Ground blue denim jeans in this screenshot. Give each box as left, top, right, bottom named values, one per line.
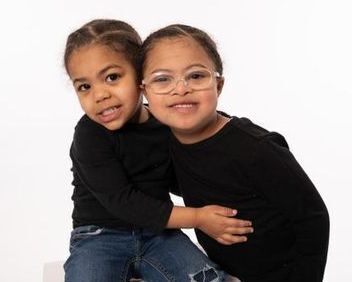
left=64, top=225, right=229, bottom=282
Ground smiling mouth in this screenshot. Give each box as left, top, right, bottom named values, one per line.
left=174, top=104, right=194, bottom=108
left=170, top=102, right=197, bottom=108
left=168, top=102, right=198, bottom=114
left=99, top=106, right=119, bottom=116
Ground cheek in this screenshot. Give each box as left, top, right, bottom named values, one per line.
left=203, top=90, right=219, bottom=107
left=146, top=98, right=165, bottom=117
left=122, top=86, right=140, bottom=104
left=148, top=97, right=163, bottom=110
left=77, top=96, right=91, bottom=112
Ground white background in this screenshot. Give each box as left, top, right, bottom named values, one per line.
left=0, top=0, right=351, bottom=281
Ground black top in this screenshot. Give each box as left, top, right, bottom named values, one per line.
left=171, top=116, right=329, bottom=282
left=70, top=114, right=174, bottom=233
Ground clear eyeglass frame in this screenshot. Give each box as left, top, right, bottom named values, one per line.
left=141, top=68, right=221, bottom=95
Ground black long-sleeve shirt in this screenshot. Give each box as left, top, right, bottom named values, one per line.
left=70, top=114, right=174, bottom=233
left=171, top=116, right=329, bottom=282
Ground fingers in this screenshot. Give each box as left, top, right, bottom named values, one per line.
left=225, top=226, right=254, bottom=235
left=214, top=206, right=237, bottom=217
left=216, top=237, right=234, bottom=245
left=223, top=218, right=254, bottom=235
left=214, top=207, right=252, bottom=227
left=225, top=217, right=252, bottom=227
left=216, top=234, right=248, bottom=245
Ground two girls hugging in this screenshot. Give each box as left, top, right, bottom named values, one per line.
left=63, top=19, right=329, bottom=282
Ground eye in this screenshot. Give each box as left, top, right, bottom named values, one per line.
left=186, top=70, right=209, bottom=81
left=150, top=74, right=173, bottom=84
left=106, top=73, right=120, bottom=82
left=77, top=83, right=91, bottom=92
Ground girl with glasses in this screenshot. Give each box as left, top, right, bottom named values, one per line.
left=141, top=24, right=330, bottom=282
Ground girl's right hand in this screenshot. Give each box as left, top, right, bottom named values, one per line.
left=195, top=205, right=253, bottom=245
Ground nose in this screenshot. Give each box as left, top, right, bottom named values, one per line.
left=172, top=79, right=189, bottom=96
left=94, top=86, right=111, bottom=103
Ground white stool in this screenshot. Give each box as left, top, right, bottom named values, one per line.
left=43, top=261, right=64, bottom=282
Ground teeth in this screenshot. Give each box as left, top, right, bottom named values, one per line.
left=174, top=104, right=193, bottom=108
left=101, top=107, right=116, bottom=116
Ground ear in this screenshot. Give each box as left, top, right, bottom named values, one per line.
left=216, top=77, right=225, bottom=97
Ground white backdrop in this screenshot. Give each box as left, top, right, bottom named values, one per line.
left=0, top=0, right=351, bottom=281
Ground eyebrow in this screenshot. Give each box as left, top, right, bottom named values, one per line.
left=150, top=63, right=209, bottom=74
left=72, top=64, right=122, bottom=84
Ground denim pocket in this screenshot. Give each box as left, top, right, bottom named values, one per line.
left=70, top=225, right=103, bottom=251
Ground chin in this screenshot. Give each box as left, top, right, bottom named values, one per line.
left=102, top=120, right=124, bottom=131
left=171, top=123, right=198, bottom=134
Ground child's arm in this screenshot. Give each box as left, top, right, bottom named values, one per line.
left=252, top=133, right=329, bottom=282
left=168, top=167, right=253, bottom=244
left=167, top=205, right=253, bottom=245
left=72, top=116, right=253, bottom=242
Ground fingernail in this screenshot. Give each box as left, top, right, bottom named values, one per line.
left=232, top=209, right=237, bottom=215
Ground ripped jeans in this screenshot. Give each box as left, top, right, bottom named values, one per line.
left=64, top=225, right=229, bottom=282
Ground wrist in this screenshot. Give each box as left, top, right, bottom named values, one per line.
left=193, top=207, right=202, bottom=229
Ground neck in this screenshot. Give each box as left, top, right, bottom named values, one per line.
left=173, top=113, right=230, bottom=144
